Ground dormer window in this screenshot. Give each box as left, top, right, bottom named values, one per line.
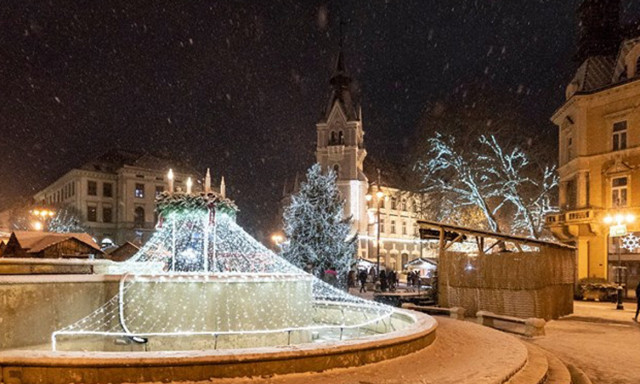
left=613, top=121, right=627, bottom=151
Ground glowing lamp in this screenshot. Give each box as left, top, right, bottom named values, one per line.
left=186, top=177, right=193, bottom=194
left=626, top=213, right=635, bottom=223
left=604, top=215, right=613, bottom=225
left=365, top=194, right=372, bottom=202
left=167, top=169, right=175, bottom=193
left=376, top=190, right=384, bottom=199
left=33, top=221, right=43, bottom=231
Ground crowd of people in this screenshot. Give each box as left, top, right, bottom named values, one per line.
left=351, top=267, right=424, bottom=293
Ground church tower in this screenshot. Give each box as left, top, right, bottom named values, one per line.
left=315, top=50, right=369, bottom=234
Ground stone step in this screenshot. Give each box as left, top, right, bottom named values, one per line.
left=540, top=349, right=572, bottom=384
left=506, top=344, right=549, bottom=384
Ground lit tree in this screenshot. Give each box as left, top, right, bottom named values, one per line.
left=48, top=206, right=86, bottom=233
left=281, top=164, right=357, bottom=287
left=416, top=133, right=558, bottom=239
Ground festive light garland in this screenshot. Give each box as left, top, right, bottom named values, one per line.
left=52, top=192, right=400, bottom=352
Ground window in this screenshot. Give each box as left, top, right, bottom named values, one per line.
left=103, top=206, right=113, bottom=223
left=612, top=177, right=628, bottom=207
left=134, top=206, right=145, bottom=227
left=401, top=253, right=409, bottom=268
left=135, top=183, right=145, bottom=198
left=567, top=136, right=574, bottom=161
left=636, top=56, right=640, bottom=77
left=333, top=164, right=340, bottom=177
left=155, top=185, right=164, bottom=197
left=391, top=197, right=397, bottom=210
left=71, top=182, right=75, bottom=196
left=401, top=199, right=407, bottom=211
left=380, top=220, right=385, bottom=233
left=330, top=131, right=336, bottom=145
left=390, top=220, right=396, bottom=234
left=402, top=221, right=407, bottom=235
left=103, top=183, right=113, bottom=197
left=87, top=205, right=97, bottom=222
left=338, top=131, right=344, bottom=144
left=613, top=121, right=627, bottom=151
left=88, top=180, right=97, bottom=196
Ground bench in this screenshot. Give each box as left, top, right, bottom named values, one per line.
left=401, top=303, right=466, bottom=320
left=476, top=310, right=545, bottom=337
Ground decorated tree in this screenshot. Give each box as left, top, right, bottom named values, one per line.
left=48, top=206, right=86, bottom=233
left=416, top=133, right=558, bottom=239
left=281, top=164, right=357, bottom=287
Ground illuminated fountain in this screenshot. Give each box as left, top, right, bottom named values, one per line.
left=51, top=170, right=412, bottom=352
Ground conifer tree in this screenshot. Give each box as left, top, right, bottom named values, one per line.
left=282, top=164, right=357, bottom=287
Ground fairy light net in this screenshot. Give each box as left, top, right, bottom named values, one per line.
left=52, top=192, right=400, bottom=351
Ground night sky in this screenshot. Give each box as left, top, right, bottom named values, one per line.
left=2, top=1, right=639, bottom=238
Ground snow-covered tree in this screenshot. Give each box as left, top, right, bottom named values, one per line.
left=48, top=206, right=86, bottom=233
left=281, top=164, right=357, bottom=287
left=416, top=133, right=558, bottom=239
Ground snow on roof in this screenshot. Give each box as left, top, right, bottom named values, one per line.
left=12, top=231, right=102, bottom=253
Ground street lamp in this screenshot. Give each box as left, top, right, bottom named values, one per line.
left=271, top=234, right=284, bottom=248
left=29, top=208, right=56, bottom=231
left=604, top=211, right=635, bottom=310
left=366, top=169, right=386, bottom=275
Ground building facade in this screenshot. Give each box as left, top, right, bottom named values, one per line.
left=31, top=150, right=205, bottom=246
left=547, top=0, right=640, bottom=289
left=313, top=51, right=428, bottom=272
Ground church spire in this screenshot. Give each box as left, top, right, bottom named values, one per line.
left=322, top=18, right=358, bottom=123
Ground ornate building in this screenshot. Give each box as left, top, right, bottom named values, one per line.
left=547, top=0, right=640, bottom=288
left=312, top=51, right=428, bottom=271
left=28, top=150, right=221, bottom=246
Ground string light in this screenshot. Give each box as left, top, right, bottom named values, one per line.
left=52, top=192, right=401, bottom=351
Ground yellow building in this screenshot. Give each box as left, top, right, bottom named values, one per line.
left=548, top=13, right=640, bottom=288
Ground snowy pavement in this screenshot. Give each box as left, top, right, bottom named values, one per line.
left=530, top=300, right=640, bottom=384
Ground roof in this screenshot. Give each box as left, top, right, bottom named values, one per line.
left=105, top=241, right=139, bottom=255
left=320, top=50, right=359, bottom=123
left=405, top=257, right=438, bottom=268
left=79, top=149, right=196, bottom=175
left=417, top=220, right=576, bottom=250
left=12, top=231, right=102, bottom=254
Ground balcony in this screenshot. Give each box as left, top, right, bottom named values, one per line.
left=546, top=209, right=596, bottom=226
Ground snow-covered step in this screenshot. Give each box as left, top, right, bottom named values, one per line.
left=505, top=344, right=549, bottom=384
left=541, top=349, right=572, bottom=384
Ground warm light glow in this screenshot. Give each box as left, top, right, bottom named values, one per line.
left=167, top=169, right=174, bottom=180
left=626, top=213, right=635, bottom=223
left=604, top=215, right=613, bottom=224
left=376, top=190, right=384, bottom=199
left=615, top=214, right=624, bottom=224
left=186, top=177, right=193, bottom=193
left=365, top=194, right=372, bottom=201
left=32, top=221, right=43, bottom=231
left=271, top=234, right=284, bottom=244
left=33, top=209, right=40, bottom=216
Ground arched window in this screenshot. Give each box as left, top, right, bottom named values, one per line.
left=134, top=206, right=145, bottom=228
left=401, top=199, right=407, bottom=211
left=330, top=131, right=336, bottom=145
left=333, top=164, right=340, bottom=177
left=391, top=197, right=397, bottom=210
left=401, top=253, right=409, bottom=269
left=338, top=131, right=344, bottom=144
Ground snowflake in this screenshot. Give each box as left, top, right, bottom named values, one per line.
left=621, top=234, right=640, bottom=251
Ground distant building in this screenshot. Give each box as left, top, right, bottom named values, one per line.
left=1, top=231, right=103, bottom=259
left=31, top=149, right=218, bottom=245
left=547, top=0, right=640, bottom=287
left=283, top=50, right=429, bottom=272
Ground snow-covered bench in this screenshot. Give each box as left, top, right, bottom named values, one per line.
left=401, top=303, right=465, bottom=320
left=476, top=310, right=545, bottom=337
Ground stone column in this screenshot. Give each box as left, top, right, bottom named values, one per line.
left=577, top=171, right=589, bottom=208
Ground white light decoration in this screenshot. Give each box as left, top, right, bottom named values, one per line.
left=51, top=188, right=399, bottom=352
left=622, top=233, right=640, bottom=252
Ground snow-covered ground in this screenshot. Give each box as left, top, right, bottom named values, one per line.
left=531, top=300, right=640, bottom=384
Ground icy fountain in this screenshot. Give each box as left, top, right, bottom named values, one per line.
left=0, top=176, right=436, bottom=383
left=51, top=185, right=420, bottom=353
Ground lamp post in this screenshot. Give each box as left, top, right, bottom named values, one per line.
left=604, top=211, right=635, bottom=310
left=366, top=169, right=385, bottom=275
left=30, top=208, right=55, bottom=231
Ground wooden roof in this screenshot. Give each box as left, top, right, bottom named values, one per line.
left=417, top=220, right=576, bottom=250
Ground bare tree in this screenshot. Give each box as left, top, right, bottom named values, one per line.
left=416, top=133, right=558, bottom=239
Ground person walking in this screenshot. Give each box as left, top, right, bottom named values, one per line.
left=634, top=280, right=640, bottom=322
left=380, top=270, right=388, bottom=292
left=358, top=269, right=368, bottom=293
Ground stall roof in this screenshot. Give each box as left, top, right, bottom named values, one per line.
left=417, top=220, right=575, bottom=250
